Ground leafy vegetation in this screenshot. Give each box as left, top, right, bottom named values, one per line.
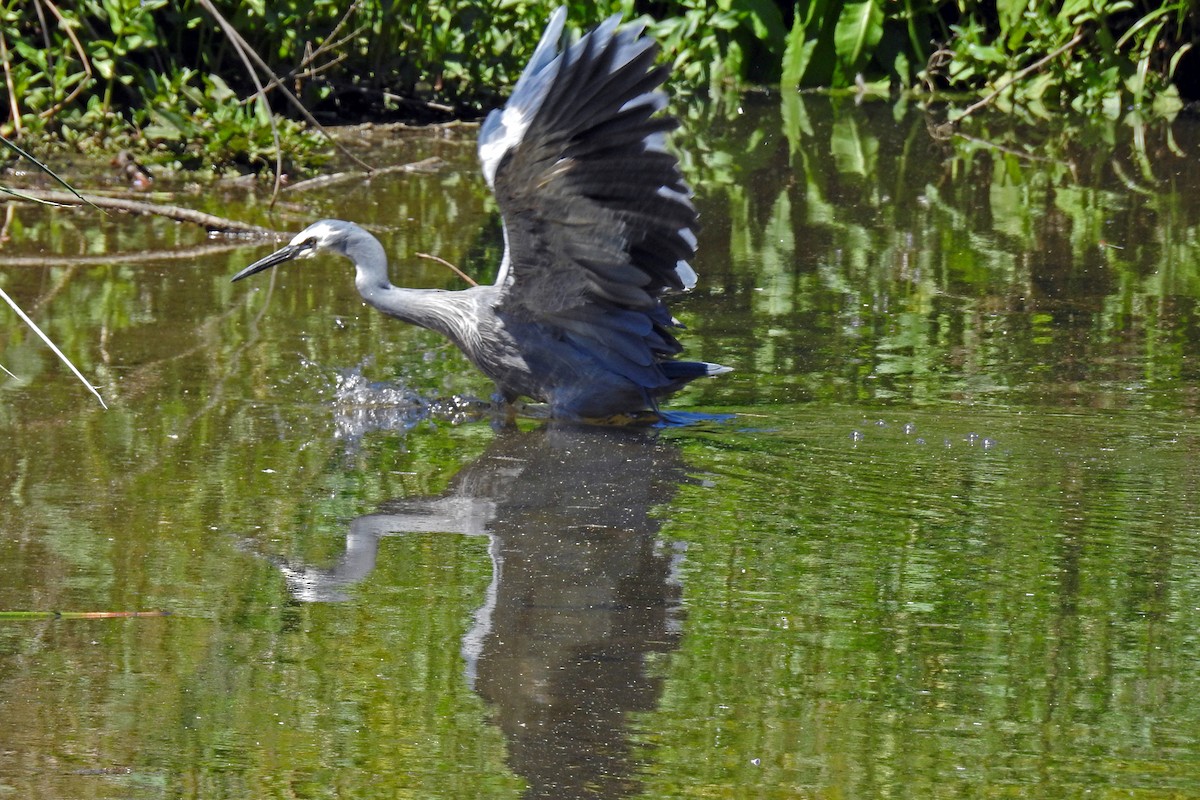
left=0, top=1, right=1196, bottom=175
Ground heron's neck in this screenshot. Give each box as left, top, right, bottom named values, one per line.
left=358, top=276, right=483, bottom=344
left=359, top=282, right=466, bottom=335
left=346, top=236, right=482, bottom=338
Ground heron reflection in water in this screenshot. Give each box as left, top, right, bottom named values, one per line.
left=268, top=423, right=688, bottom=799
left=233, top=8, right=729, bottom=420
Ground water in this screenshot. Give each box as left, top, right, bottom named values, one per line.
left=3, top=96, right=1200, bottom=798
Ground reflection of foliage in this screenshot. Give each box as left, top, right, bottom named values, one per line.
left=674, top=94, right=1200, bottom=413
left=640, top=402, right=1200, bottom=797
left=4, top=98, right=1200, bottom=798
left=0, top=138, right=107, bottom=407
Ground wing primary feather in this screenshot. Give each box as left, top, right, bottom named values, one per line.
left=483, top=9, right=710, bottom=395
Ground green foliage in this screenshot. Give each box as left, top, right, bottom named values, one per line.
left=926, top=0, right=1194, bottom=118
left=647, top=0, right=788, bottom=88
left=134, top=70, right=326, bottom=172
left=0, top=0, right=1195, bottom=174
left=782, top=0, right=926, bottom=90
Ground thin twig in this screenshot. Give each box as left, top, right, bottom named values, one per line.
left=284, top=156, right=444, bottom=193
left=261, top=18, right=364, bottom=94
left=951, top=30, right=1086, bottom=124
left=311, top=1, right=362, bottom=60
left=193, top=0, right=285, bottom=204
left=194, top=0, right=374, bottom=177
left=0, top=286, right=107, bottom=408
left=36, top=0, right=93, bottom=120
left=292, top=2, right=364, bottom=77
left=0, top=31, right=21, bottom=135
left=416, top=252, right=477, bottom=286
left=2, top=188, right=276, bottom=234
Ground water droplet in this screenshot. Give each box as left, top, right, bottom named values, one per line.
left=851, top=430, right=864, bottom=442
left=903, top=422, right=916, bottom=435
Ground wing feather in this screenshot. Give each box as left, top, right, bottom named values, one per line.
left=479, top=11, right=696, bottom=311
left=476, top=9, right=700, bottom=392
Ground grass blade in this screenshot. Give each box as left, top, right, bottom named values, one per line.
left=0, top=136, right=101, bottom=211
left=0, top=286, right=107, bottom=408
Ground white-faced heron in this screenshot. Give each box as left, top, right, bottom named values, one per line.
left=233, top=8, right=730, bottom=419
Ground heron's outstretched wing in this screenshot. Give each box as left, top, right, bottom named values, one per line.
left=477, top=9, right=698, bottom=378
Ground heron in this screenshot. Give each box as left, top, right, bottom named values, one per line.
left=232, top=8, right=730, bottom=420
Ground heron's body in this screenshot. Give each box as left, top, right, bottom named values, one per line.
left=234, top=8, right=729, bottom=419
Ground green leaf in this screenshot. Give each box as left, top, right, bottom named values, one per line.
left=834, top=1, right=883, bottom=73
left=781, top=14, right=814, bottom=91
left=738, top=0, right=787, bottom=52
left=1056, top=0, right=1093, bottom=25
left=998, top=0, right=1029, bottom=34
left=206, top=74, right=235, bottom=103
left=830, top=116, right=877, bottom=177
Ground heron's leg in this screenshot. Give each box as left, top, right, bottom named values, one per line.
left=489, top=392, right=520, bottom=430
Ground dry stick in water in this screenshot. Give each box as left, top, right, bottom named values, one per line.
left=0, top=241, right=275, bottom=268
left=285, top=156, right=445, bottom=193
left=2, top=188, right=276, bottom=235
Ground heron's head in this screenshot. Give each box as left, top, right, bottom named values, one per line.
left=231, top=220, right=360, bottom=282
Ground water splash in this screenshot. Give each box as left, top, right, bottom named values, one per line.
left=329, top=365, right=489, bottom=444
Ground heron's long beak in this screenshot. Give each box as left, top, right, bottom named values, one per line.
left=231, top=243, right=306, bottom=282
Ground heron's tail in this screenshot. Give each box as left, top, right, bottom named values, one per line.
left=657, top=362, right=729, bottom=398
left=662, top=360, right=732, bottom=381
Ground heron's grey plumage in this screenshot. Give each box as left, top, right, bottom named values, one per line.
left=233, top=8, right=729, bottom=420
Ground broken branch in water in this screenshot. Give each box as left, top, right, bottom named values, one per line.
left=0, top=610, right=171, bottom=619
left=1, top=188, right=276, bottom=235
left=284, top=156, right=444, bottom=193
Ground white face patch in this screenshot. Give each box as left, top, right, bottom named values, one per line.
left=290, top=221, right=343, bottom=257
